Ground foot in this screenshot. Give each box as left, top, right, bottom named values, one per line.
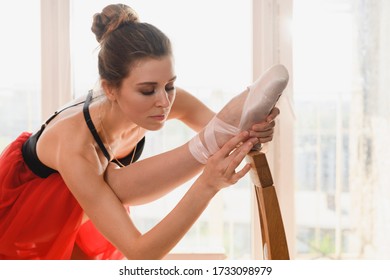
left=190, top=64, right=289, bottom=163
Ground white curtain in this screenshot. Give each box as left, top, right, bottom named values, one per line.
left=349, top=0, right=390, bottom=259
left=41, top=0, right=72, bottom=120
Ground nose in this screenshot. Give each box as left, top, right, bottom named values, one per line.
left=155, top=89, right=170, bottom=108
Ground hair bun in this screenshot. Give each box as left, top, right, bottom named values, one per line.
left=91, top=4, right=139, bottom=43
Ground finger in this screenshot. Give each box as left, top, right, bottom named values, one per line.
left=250, top=120, right=275, bottom=134
left=228, top=137, right=258, bottom=158
left=258, top=135, right=273, bottom=144
left=249, top=127, right=275, bottom=139
left=217, top=131, right=250, bottom=157
left=254, top=125, right=275, bottom=142
left=230, top=163, right=252, bottom=183
left=248, top=107, right=279, bottom=133
left=267, top=107, right=280, bottom=122
left=225, top=139, right=256, bottom=174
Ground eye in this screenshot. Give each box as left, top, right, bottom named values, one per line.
left=140, top=88, right=155, bottom=96
left=165, top=83, right=175, bottom=92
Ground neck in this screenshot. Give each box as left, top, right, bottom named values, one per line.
left=98, top=98, right=138, bottom=143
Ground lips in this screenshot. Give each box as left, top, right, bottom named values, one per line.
left=149, top=114, right=166, bottom=121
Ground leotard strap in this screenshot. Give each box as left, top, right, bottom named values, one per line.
left=83, top=90, right=111, bottom=162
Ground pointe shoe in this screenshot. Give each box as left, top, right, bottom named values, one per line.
left=189, top=64, right=289, bottom=164
left=239, top=64, right=289, bottom=131
left=238, top=64, right=289, bottom=131
left=217, top=64, right=289, bottom=132
left=214, top=64, right=289, bottom=148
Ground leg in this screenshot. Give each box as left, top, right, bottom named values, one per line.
left=189, top=64, right=289, bottom=163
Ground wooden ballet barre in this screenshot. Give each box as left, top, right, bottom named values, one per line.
left=246, top=149, right=289, bottom=260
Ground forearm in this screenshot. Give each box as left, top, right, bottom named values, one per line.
left=122, top=132, right=255, bottom=260
left=106, top=143, right=204, bottom=205
left=123, top=176, right=217, bottom=259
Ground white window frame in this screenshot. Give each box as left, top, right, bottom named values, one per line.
left=251, top=0, right=295, bottom=259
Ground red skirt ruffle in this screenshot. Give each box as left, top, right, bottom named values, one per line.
left=0, top=132, right=123, bottom=259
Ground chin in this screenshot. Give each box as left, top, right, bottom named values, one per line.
left=144, top=122, right=166, bottom=131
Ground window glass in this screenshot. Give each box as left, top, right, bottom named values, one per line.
left=0, top=1, right=41, bottom=151
left=294, top=0, right=390, bottom=259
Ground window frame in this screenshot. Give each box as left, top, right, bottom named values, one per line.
left=251, top=0, right=295, bottom=259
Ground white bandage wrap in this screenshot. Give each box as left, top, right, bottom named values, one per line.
left=189, top=116, right=240, bottom=164
left=204, top=116, right=240, bottom=154
left=188, top=134, right=211, bottom=164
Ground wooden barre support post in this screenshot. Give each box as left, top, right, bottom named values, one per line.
left=246, top=150, right=290, bottom=260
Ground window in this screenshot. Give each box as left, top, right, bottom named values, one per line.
left=293, top=0, right=390, bottom=259
left=71, top=0, right=253, bottom=259
left=0, top=0, right=41, bottom=151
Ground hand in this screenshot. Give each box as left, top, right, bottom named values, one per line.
left=199, top=131, right=259, bottom=192
left=249, top=107, right=280, bottom=143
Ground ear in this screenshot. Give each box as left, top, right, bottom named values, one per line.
left=101, top=79, right=117, bottom=102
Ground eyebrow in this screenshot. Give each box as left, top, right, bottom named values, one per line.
left=136, top=76, right=177, bottom=86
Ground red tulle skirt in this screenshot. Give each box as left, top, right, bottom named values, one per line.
left=0, top=132, right=123, bottom=259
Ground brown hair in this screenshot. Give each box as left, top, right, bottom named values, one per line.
left=91, top=4, right=172, bottom=88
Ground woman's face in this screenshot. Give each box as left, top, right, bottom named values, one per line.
left=115, top=55, right=176, bottom=131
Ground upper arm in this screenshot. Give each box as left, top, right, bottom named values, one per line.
left=169, top=87, right=215, bottom=132
left=56, top=144, right=140, bottom=257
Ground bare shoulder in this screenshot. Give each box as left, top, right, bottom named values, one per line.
left=52, top=119, right=108, bottom=195
left=37, top=109, right=107, bottom=174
